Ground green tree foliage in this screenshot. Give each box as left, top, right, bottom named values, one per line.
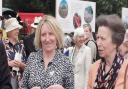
left=3, top=0, right=128, bottom=17
left=3, top=0, right=55, bottom=16
left=89, top=0, right=128, bottom=16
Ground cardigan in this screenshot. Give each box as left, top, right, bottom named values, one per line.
left=68, top=44, right=92, bottom=89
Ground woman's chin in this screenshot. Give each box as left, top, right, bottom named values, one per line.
left=44, top=48, right=55, bottom=53
left=99, top=53, right=104, bottom=58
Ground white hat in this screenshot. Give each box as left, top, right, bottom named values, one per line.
left=73, top=27, right=85, bottom=39
left=4, top=18, right=22, bottom=32
left=31, top=16, right=42, bottom=28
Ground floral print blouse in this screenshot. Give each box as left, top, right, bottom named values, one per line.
left=3, top=39, right=27, bottom=63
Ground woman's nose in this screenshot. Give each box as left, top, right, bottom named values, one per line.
left=96, top=39, right=101, bottom=47
left=45, top=34, right=50, bottom=41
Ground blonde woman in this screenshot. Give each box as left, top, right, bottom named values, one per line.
left=22, top=15, right=74, bottom=89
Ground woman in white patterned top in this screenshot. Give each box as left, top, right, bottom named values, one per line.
left=22, top=15, right=74, bottom=89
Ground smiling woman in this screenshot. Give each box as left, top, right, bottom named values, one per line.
left=22, top=15, right=74, bottom=89
left=2, top=18, right=27, bottom=89
left=65, top=27, right=92, bottom=89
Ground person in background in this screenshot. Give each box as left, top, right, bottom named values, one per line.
left=0, top=28, right=3, bottom=40
left=23, top=16, right=42, bottom=58
left=22, top=15, right=74, bottom=89
left=64, top=33, right=72, bottom=48
left=87, top=14, right=128, bottom=89
left=66, top=27, right=92, bottom=89
left=3, top=18, right=27, bottom=89
left=73, top=13, right=81, bottom=29
left=0, top=41, right=12, bottom=89
left=83, top=23, right=100, bottom=63
left=63, top=33, right=73, bottom=56
left=119, top=30, right=128, bottom=59
left=0, top=15, right=4, bottom=40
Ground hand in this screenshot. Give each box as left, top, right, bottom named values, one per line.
left=17, top=61, right=26, bottom=70
left=46, top=84, right=64, bottom=89
left=8, top=60, right=20, bottom=67
left=8, top=60, right=26, bottom=69
left=31, top=86, right=41, bottom=89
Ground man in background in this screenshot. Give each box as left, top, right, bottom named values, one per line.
left=23, top=16, right=42, bottom=58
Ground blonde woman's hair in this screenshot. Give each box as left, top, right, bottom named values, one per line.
left=34, top=15, right=64, bottom=49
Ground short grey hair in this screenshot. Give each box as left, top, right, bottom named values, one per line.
left=73, top=27, right=85, bottom=40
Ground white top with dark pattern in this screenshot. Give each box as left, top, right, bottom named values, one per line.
left=22, top=49, right=74, bottom=89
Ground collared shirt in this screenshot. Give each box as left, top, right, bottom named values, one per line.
left=3, top=39, right=27, bottom=63
left=22, top=49, right=74, bottom=89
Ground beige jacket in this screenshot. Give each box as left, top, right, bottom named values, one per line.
left=87, top=59, right=128, bottom=89
left=68, top=44, right=92, bottom=89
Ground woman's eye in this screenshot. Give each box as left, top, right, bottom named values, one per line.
left=96, top=36, right=99, bottom=40
left=41, top=33, right=46, bottom=36
left=101, top=37, right=105, bottom=40
left=49, top=33, right=53, bottom=35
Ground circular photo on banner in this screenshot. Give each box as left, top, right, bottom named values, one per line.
left=59, top=0, right=68, bottom=18
left=73, top=13, right=81, bottom=29
left=84, top=6, right=93, bottom=23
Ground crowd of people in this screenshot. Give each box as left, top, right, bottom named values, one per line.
left=0, top=13, right=128, bottom=89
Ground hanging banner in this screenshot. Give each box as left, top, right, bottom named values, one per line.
left=56, top=0, right=96, bottom=33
